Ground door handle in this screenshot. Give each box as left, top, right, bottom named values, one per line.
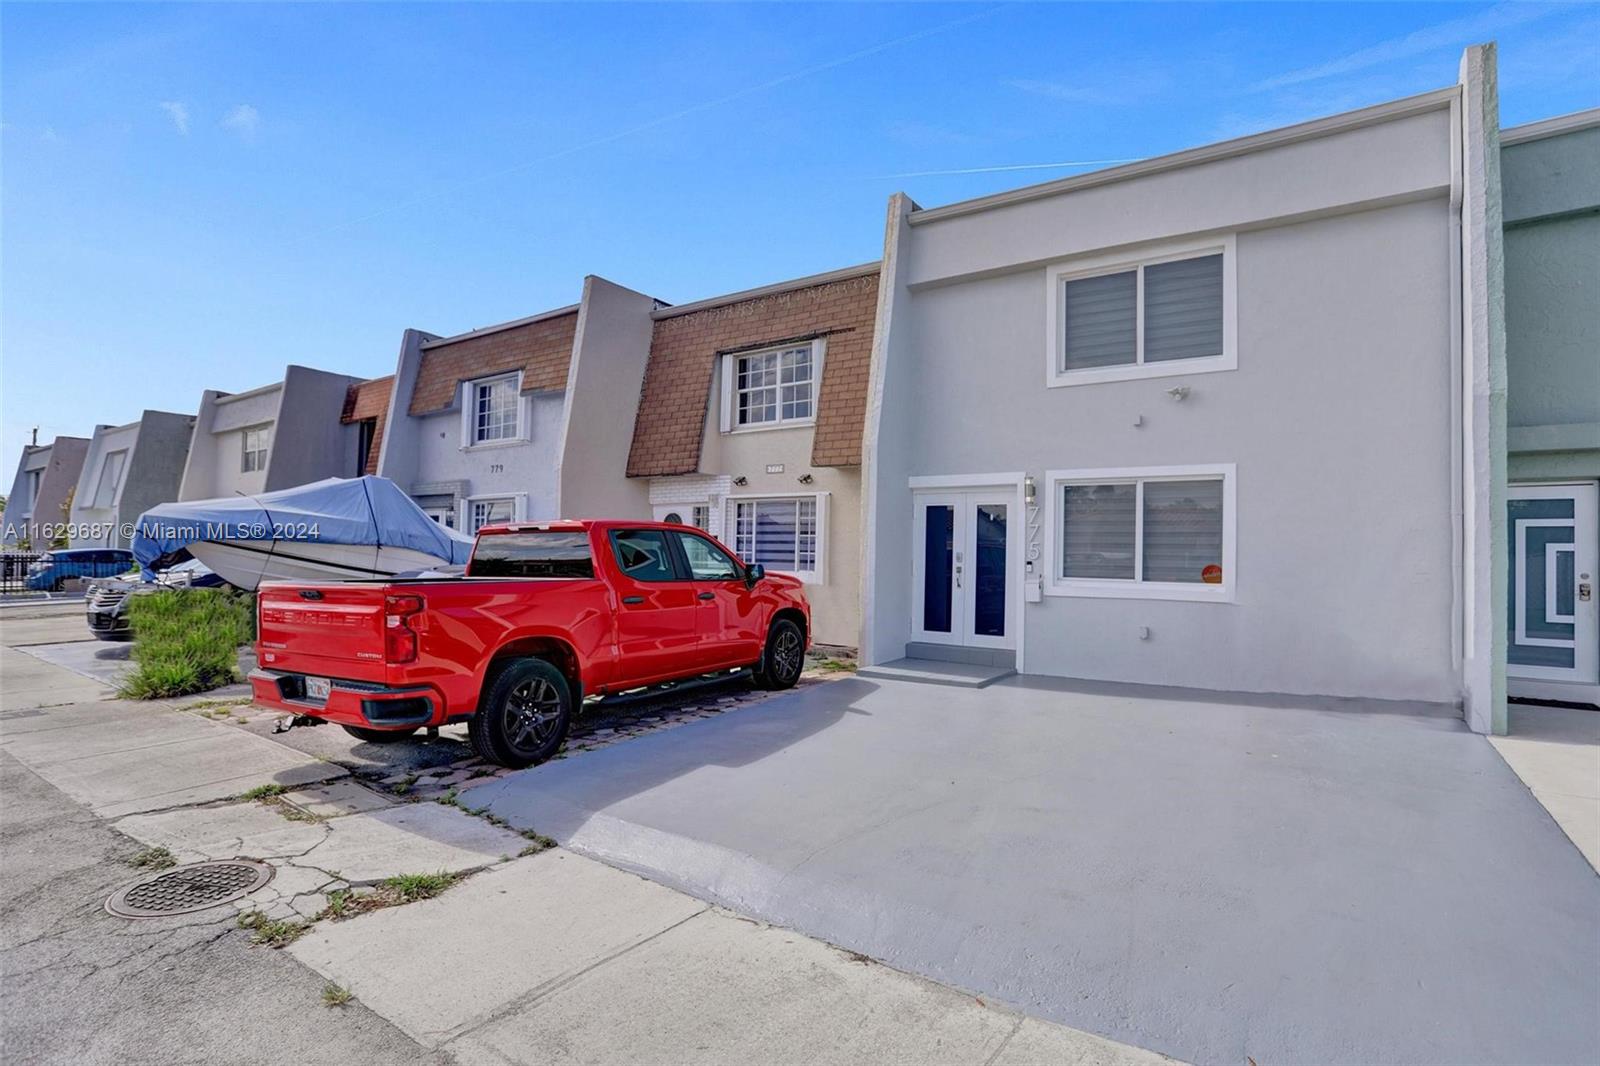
left=622, top=596, right=645, bottom=605
left=698, top=591, right=716, bottom=601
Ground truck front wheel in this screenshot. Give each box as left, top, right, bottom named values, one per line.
left=754, top=618, right=805, bottom=691
left=469, top=658, right=573, bottom=768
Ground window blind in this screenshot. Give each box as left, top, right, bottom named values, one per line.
left=1061, top=483, right=1136, bottom=579
left=1062, top=270, right=1136, bottom=370
left=1144, top=254, right=1223, bottom=363
left=1142, top=479, right=1223, bottom=582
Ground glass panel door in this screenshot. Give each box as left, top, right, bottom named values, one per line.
left=911, top=490, right=1016, bottom=650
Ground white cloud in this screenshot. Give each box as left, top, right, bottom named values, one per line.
left=221, top=103, right=260, bottom=140
left=1253, top=3, right=1561, bottom=91
left=159, top=101, right=189, bottom=135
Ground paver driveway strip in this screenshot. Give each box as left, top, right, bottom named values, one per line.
left=467, top=675, right=1600, bottom=1066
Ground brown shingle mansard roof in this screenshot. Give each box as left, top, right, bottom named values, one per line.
left=626, top=264, right=880, bottom=478
left=408, top=307, right=580, bottom=416
left=341, top=375, right=394, bottom=476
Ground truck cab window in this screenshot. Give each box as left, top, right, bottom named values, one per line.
left=609, top=530, right=679, bottom=582
left=674, top=533, right=741, bottom=581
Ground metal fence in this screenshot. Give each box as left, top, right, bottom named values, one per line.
left=1, top=552, right=45, bottom=594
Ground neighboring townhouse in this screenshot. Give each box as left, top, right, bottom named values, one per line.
left=1, top=435, right=90, bottom=548
left=1501, top=107, right=1600, bottom=707
left=68, top=410, right=196, bottom=548
left=179, top=365, right=366, bottom=501
left=342, top=375, right=394, bottom=477
left=861, top=46, right=1505, bottom=729
left=378, top=276, right=659, bottom=532
left=625, top=264, right=880, bottom=648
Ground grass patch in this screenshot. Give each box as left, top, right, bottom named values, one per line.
left=237, top=910, right=311, bottom=948
left=317, top=871, right=461, bottom=921
left=119, top=588, right=255, bottom=700
left=239, top=783, right=288, bottom=801
left=127, top=846, right=176, bottom=870
left=817, top=658, right=857, bottom=673
left=384, top=871, right=459, bottom=902
left=321, top=983, right=354, bottom=1007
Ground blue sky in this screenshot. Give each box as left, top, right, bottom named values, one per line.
left=3, top=2, right=1597, bottom=482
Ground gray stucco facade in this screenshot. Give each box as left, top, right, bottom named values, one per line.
left=863, top=54, right=1503, bottom=721
left=1500, top=108, right=1600, bottom=705
left=1, top=436, right=90, bottom=548
left=178, top=365, right=364, bottom=502
left=68, top=410, right=195, bottom=548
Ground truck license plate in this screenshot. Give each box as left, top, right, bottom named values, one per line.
left=305, top=677, right=331, bottom=702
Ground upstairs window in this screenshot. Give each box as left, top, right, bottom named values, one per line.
left=1047, top=237, right=1235, bottom=387
left=471, top=374, right=521, bottom=444
left=241, top=427, right=271, bottom=473
left=91, top=450, right=128, bottom=508
left=721, top=340, right=823, bottom=432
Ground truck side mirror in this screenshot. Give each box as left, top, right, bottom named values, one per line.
left=745, top=564, right=765, bottom=587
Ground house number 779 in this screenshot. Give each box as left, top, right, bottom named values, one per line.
left=489, top=463, right=504, bottom=473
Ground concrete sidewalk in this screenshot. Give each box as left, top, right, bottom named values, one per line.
left=1491, top=703, right=1600, bottom=871
left=290, top=848, right=1171, bottom=1065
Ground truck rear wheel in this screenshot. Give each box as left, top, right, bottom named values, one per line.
left=469, top=658, right=572, bottom=768
left=753, top=618, right=805, bottom=691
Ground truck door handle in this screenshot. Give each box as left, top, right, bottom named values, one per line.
left=698, top=591, right=716, bottom=600
left=622, top=596, right=645, bottom=605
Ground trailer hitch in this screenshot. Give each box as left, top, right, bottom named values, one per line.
left=272, top=714, right=327, bottom=734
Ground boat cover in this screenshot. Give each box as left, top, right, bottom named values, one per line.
left=132, top=476, right=474, bottom=571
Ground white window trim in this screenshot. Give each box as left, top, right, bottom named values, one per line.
left=719, top=338, right=825, bottom=435
left=1043, top=463, right=1236, bottom=603
left=241, top=425, right=272, bottom=474
left=725, top=491, right=828, bottom=585
left=459, top=372, right=531, bottom=450
left=90, top=449, right=129, bottom=509
left=1044, top=234, right=1237, bottom=388
left=460, top=492, right=527, bottom=534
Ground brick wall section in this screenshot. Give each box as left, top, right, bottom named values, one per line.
left=626, top=271, right=880, bottom=477
left=340, top=375, right=394, bottom=476
left=408, top=311, right=579, bottom=416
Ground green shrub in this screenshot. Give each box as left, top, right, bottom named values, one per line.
left=119, top=588, right=255, bottom=699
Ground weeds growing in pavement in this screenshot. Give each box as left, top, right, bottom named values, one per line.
left=239, top=783, right=288, bottom=801
left=383, top=871, right=459, bottom=902
left=238, top=910, right=311, bottom=948
left=127, top=846, right=176, bottom=870
left=119, top=588, right=255, bottom=699
left=321, top=983, right=353, bottom=1007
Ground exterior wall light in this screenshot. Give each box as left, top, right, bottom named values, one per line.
left=1024, top=476, right=1036, bottom=505
left=733, top=476, right=748, bottom=487
left=797, top=474, right=814, bottom=484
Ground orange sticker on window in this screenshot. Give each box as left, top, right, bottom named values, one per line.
left=1201, top=564, right=1223, bottom=584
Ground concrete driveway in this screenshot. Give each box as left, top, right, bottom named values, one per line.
left=468, top=675, right=1600, bottom=1066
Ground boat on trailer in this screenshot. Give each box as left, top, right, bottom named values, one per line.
left=132, top=476, right=473, bottom=591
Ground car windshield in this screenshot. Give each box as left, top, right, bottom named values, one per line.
left=469, top=532, right=595, bottom=578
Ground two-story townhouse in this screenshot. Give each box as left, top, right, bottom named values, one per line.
left=861, top=46, right=1506, bottom=730
left=178, top=365, right=367, bottom=501
left=341, top=375, right=394, bottom=478
left=1, top=436, right=91, bottom=548
left=68, top=410, right=196, bottom=548
left=378, top=276, right=658, bottom=532
left=1501, top=107, right=1600, bottom=708
left=625, top=264, right=880, bottom=648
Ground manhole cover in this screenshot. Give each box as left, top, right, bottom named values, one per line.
left=107, top=860, right=274, bottom=919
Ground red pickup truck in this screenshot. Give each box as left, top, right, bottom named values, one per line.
left=250, top=520, right=810, bottom=767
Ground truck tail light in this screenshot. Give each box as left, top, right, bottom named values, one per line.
left=385, top=594, right=424, bottom=663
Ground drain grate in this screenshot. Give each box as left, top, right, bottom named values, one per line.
left=107, top=860, right=274, bottom=919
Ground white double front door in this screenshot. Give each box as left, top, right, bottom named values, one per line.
left=911, top=489, right=1018, bottom=650
left=1508, top=482, right=1598, bottom=690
